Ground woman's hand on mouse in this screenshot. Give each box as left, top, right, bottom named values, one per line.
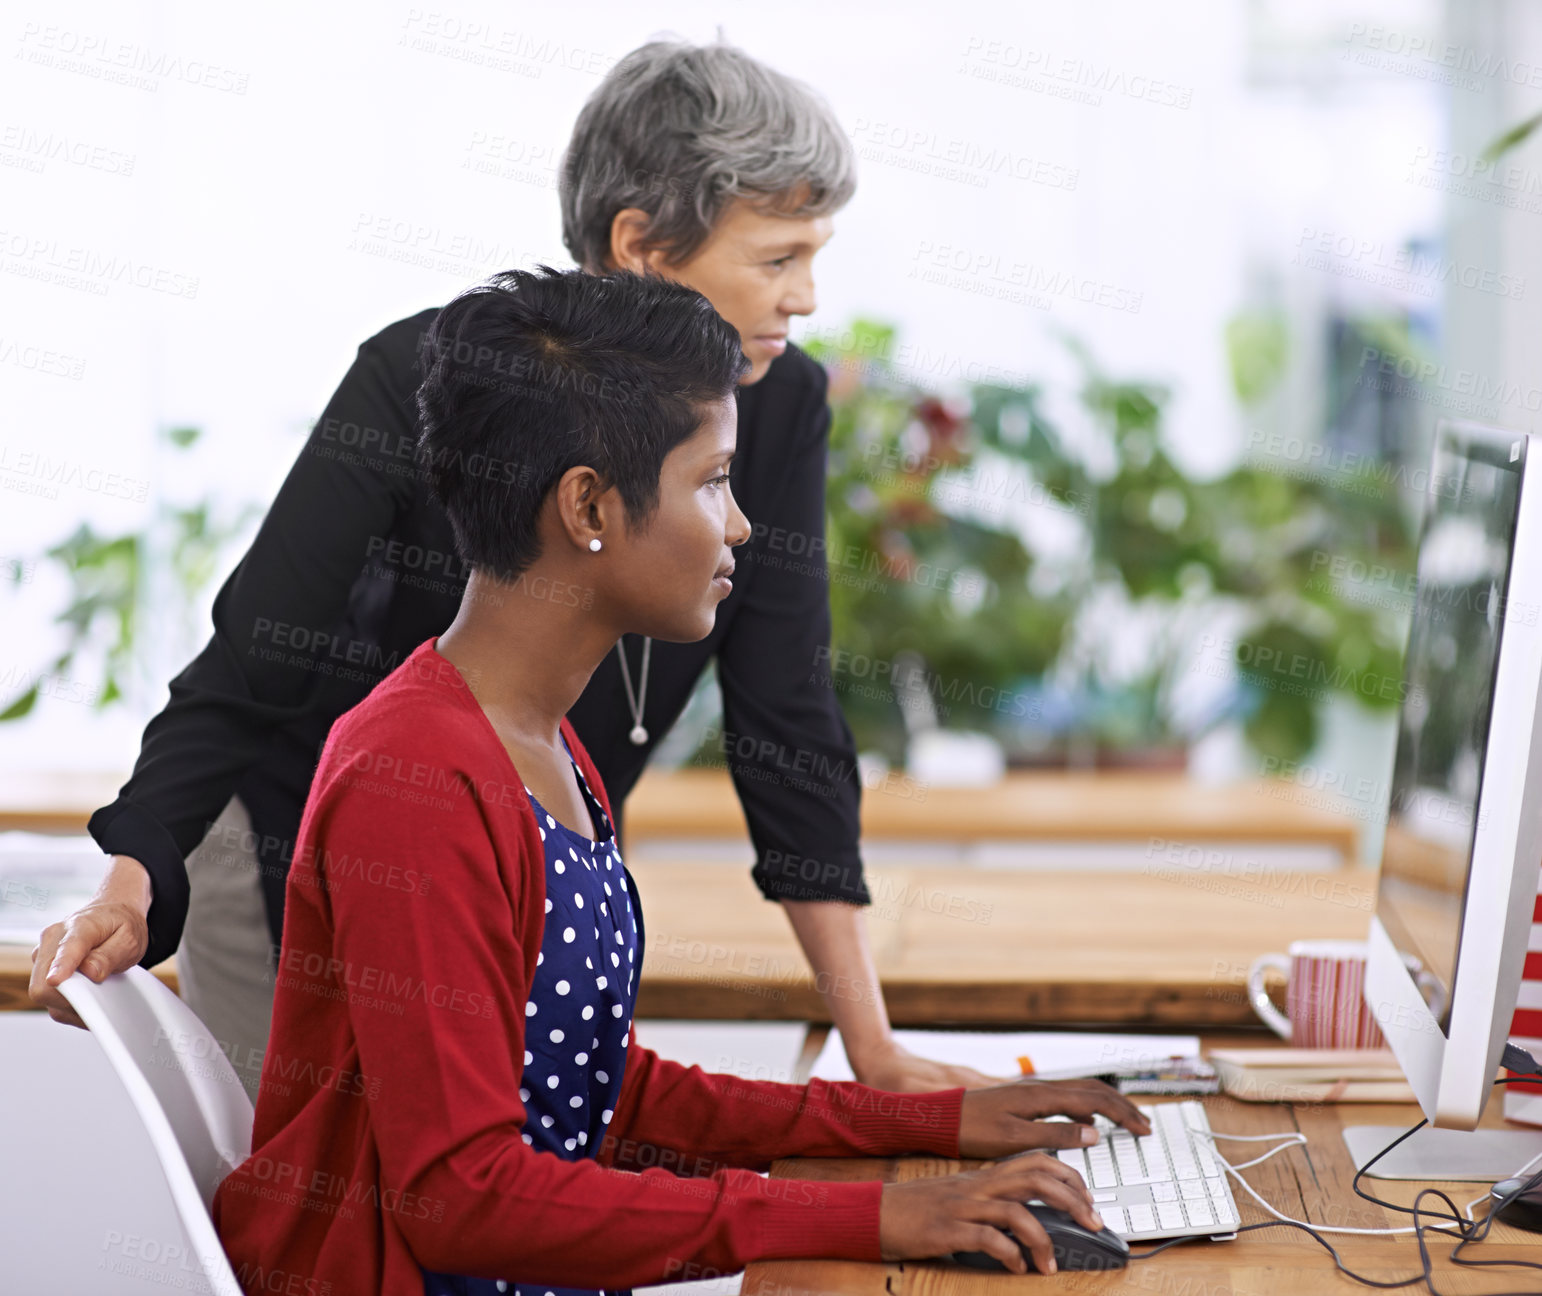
left=878, top=1152, right=1101, bottom=1276
left=958, top=1077, right=1152, bottom=1159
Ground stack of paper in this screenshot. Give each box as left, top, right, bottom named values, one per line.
left=810, top=1029, right=1205, bottom=1089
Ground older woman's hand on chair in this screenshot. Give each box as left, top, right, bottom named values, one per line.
left=29, top=854, right=152, bottom=1027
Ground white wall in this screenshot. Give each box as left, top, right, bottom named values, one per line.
left=0, top=0, right=1489, bottom=776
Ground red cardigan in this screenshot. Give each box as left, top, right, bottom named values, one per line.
left=212, top=640, right=963, bottom=1295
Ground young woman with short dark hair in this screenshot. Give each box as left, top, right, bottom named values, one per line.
left=210, top=267, right=1148, bottom=1294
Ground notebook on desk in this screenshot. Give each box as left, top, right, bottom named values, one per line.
left=1209, top=1048, right=1415, bottom=1103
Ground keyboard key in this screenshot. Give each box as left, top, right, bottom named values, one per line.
left=1126, top=1205, right=1157, bottom=1234
left=1064, top=1100, right=1238, bottom=1238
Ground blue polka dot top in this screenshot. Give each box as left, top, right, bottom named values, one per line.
left=421, top=734, right=641, bottom=1296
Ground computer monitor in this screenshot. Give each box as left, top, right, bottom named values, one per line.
left=1350, top=419, right=1542, bottom=1179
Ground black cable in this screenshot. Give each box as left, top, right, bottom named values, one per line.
left=1126, top=1072, right=1542, bottom=1295
left=1438, top=1168, right=1542, bottom=1291
left=1410, top=1173, right=1542, bottom=1296
left=1351, top=1114, right=1449, bottom=1222
left=1130, top=1220, right=1431, bottom=1288
left=1352, top=1074, right=1542, bottom=1227
left=1502, top=1042, right=1542, bottom=1078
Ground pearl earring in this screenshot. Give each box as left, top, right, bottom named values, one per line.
left=588, top=538, right=602, bottom=552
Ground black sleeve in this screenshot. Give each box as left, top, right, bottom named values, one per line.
left=715, top=366, right=871, bottom=907
left=88, top=330, right=422, bottom=968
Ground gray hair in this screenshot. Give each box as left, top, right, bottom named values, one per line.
left=559, top=38, right=856, bottom=270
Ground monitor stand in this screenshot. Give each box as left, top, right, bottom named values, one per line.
left=1343, top=1126, right=1542, bottom=1181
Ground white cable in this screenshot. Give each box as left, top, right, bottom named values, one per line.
left=1219, top=1147, right=1421, bottom=1235
left=1185, top=1124, right=1542, bottom=1239
left=1198, top=1129, right=1303, bottom=1139
left=1191, top=1127, right=1465, bottom=1238
left=1191, top=1127, right=1305, bottom=1169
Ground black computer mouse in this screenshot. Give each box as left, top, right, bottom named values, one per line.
left=1492, top=1177, right=1542, bottom=1233
left=948, top=1204, right=1131, bottom=1273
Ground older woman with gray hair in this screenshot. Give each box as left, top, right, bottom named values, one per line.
left=32, top=37, right=996, bottom=1095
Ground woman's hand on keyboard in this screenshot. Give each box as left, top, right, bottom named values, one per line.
left=878, top=1151, right=1101, bottom=1275
left=958, top=1077, right=1152, bottom=1159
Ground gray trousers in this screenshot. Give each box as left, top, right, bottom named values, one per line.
left=177, top=796, right=276, bottom=1102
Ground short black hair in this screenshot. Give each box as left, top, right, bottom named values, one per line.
left=415, top=264, right=748, bottom=581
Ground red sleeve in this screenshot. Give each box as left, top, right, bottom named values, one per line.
left=317, top=708, right=892, bottom=1287
left=601, top=1039, right=963, bottom=1174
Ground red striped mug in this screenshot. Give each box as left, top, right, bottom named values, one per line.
left=1246, top=939, right=1387, bottom=1049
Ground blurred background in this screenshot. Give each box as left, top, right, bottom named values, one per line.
left=4, top=0, right=1542, bottom=867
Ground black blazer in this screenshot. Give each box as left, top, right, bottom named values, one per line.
left=89, top=310, right=870, bottom=968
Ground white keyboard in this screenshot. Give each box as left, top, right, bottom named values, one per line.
left=1053, top=1101, right=1241, bottom=1241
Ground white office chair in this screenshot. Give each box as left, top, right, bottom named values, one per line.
left=58, top=967, right=254, bottom=1296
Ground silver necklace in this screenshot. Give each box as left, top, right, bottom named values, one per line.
left=615, top=636, right=651, bottom=745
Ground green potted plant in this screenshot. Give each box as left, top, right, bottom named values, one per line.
left=803, top=317, right=1420, bottom=769
left=1, top=426, right=258, bottom=721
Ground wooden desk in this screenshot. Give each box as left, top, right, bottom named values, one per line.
left=627, top=770, right=1360, bottom=862
left=1, top=860, right=1369, bottom=1021
left=3, top=770, right=1362, bottom=864
left=633, top=861, right=1374, bottom=1025
left=746, top=1077, right=1541, bottom=1295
